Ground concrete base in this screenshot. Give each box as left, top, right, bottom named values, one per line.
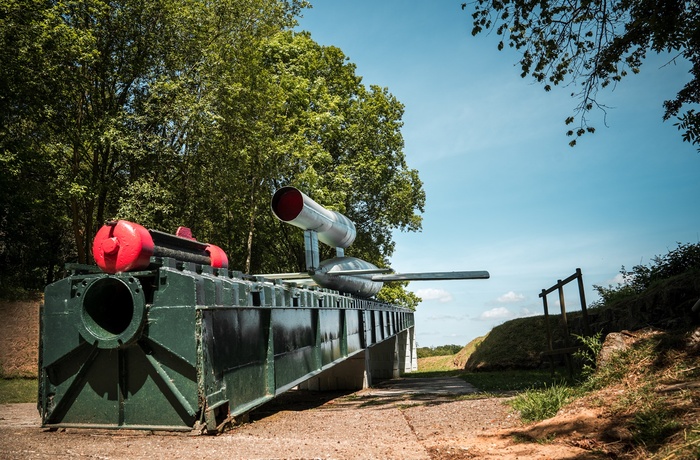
left=299, top=326, right=417, bottom=391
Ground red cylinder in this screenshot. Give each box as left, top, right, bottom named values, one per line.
left=205, top=244, right=228, bottom=269
left=93, top=221, right=155, bottom=274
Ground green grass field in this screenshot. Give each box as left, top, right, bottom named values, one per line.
left=412, top=353, right=568, bottom=393
left=0, top=378, right=37, bottom=404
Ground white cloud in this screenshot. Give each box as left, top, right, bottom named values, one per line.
left=478, top=307, right=513, bottom=321
left=415, top=288, right=453, bottom=303
left=497, top=291, right=525, bottom=303
left=425, top=314, right=467, bottom=321
left=517, top=307, right=540, bottom=318
left=605, top=273, right=627, bottom=286
left=477, top=305, right=540, bottom=322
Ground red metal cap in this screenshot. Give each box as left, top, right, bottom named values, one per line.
left=175, top=227, right=195, bottom=240
left=92, top=220, right=155, bottom=273
left=205, top=244, right=229, bottom=269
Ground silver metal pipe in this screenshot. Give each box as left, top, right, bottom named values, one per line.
left=271, top=187, right=356, bottom=248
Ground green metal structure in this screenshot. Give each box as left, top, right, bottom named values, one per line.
left=38, top=188, right=487, bottom=433
left=38, top=258, right=414, bottom=432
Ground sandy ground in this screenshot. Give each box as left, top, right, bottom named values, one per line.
left=0, top=376, right=607, bottom=460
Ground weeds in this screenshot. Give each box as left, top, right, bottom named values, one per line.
left=508, top=381, right=577, bottom=423
left=573, top=331, right=603, bottom=381
left=535, top=433, right=557, bottom=444
left=454, top=392, right=496, bottom=401
left=396, top=402, right=421, bottom=410
left=650, top=426, right=700, bottom=459
left=510, top=433, right=532, bottom=444
left=632, top=408, right=682, bottom=448
left=583, top=328, right=699, bottom=456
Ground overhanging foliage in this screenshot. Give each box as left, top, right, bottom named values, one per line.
left=0, top=1, right=425, bottom=308
left=462, top=0, right=700, bottom=149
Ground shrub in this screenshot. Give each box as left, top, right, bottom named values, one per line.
left=593, top=242, right=700, bottom=304
left=573, top=331, right=603, bottom=381
left=416, top=344, right=463, bottom=358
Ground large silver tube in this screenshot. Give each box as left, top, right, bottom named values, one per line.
left=271, top=187, right=356, bottom=248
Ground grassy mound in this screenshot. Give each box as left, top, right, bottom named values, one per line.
left=463, top=270, right=700, bottom=371
left=509, top=326, right=700, bottom=459
left=464, top=316, right=570, bottom=370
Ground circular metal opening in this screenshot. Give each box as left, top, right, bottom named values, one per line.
left=271, top=187, right=303, bottom=222
left=82, top=278, right=135, bottom=340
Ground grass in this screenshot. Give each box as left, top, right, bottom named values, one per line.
left=0, top=378, right=37, bottom=404
left=410, top=355, right=582, bottom=432
left=512, top=328, right=699, bottom=457
left=651, top=425, right=700, bottom=460
left=460, top=368, right=571, bottom=393
left=508, top=381, right=578, bottom=422
left=411, top=354, right=460, bottom=374
left=632, top=407, right=682, bottom=448
left=413, top=353, right=573, bottom=394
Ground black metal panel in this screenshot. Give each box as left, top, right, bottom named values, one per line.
left=319, top=309, right=343, bottom=365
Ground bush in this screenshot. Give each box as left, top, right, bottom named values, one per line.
left=594, top=242, right=700, bottom=304
left=573, top=331, right=603, bottom=381
left=416, top=344, right=463, bottom=358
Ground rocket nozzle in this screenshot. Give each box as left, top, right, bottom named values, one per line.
left=271, top=187, right=356, bottom=249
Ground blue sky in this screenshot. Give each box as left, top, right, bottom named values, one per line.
left=296, top=1, right=700, bottom=347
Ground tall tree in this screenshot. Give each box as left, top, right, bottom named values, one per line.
left=250, top=31, right=425, bottom=307
left=1, top=3, right=425, bottom=309
left=462, top=0, right=700, bottom=149
left=113, top=0, right=302, bottom=275
left=1, top=0, right=81, bottom=288
left=1, top=0, right=302, bottom=284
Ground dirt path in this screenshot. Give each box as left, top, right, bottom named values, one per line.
left=0, top=377, right=604, bottom=460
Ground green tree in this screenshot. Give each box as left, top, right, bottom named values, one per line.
left=112, top=0, right=302, bottom=275
left=1, top=3, right=425, bottom=310
left=1, top=0, right=303, bottom=290
left=377, top=282, right=422, bottom=311
left=248, top=31, right=426, bottom=307
left=462, top=0, right=700, bottom=149
left=1, top=0, right=80, bottom=288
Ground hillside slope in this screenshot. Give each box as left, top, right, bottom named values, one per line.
left=464, top=269, right=700, bottom=371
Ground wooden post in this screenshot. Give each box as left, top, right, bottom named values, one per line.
left=541, top=290, right=555, bottom=373
left=558, top=282, right=573, bottom=378
left=576, top=268, right=591, bottom=335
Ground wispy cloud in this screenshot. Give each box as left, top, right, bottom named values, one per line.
left=497, top=291, right=525, bottom=303
left=415, top=288, right=453, bottom=303
left=425, top=314, right=468, bottom=321
left=517, top=307, right=540, bottom=318
left=478, top=307, right=513, bottom=321
left=478, top=305, right=540, bottom=322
